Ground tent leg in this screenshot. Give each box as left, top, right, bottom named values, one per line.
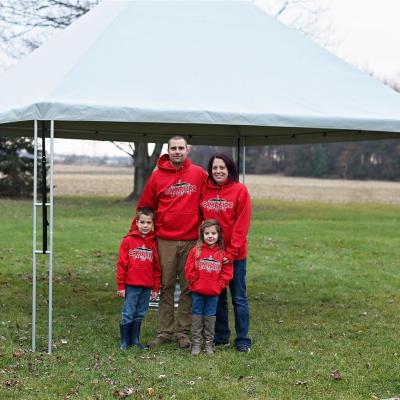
left=236, top=137, right=241, bottom=172
left=242, top=137, right=246, bottom=185
left=236, top=136, right=246, bottom=184
left=48, top=121, right=54, bottom=354
left=32, top=121, right=38, bottom=352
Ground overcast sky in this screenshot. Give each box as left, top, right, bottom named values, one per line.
left=1, top=0, right=399, bottom=156
left=318, top=0, right=400, bottom=80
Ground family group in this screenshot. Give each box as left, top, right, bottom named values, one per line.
left=115, top=136, right=251, bottom=355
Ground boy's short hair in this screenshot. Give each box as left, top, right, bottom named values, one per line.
left=136, top=207, right=155, bottom=220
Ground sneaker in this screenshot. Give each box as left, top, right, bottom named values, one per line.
left=176, top=335, right=191, bottom=349
left=236, top=345, right=251, bottom=353
left=147, top=335, right=172, bottom=348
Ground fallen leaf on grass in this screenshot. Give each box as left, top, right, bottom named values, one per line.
left=113, top=387, right=136, bottom=398
left=238, top=375, right=254, bottom=381
left=13, top=349, right=26, bottom=358
left=61, top=339, right=68, bottom=344
left=2, top=379, right=22, bottom=388
left=330, top=369, right=342, bottom=380
left=147, top=387, right=155, bottom=396
left=295, top=380, right=308, bottom=386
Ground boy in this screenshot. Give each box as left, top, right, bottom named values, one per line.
left=116, top=208, right=161, bottom=350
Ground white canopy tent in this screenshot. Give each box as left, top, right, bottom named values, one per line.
left=1, top=0, right=400, bottom=144
left=1, top=0, right=400, bottom=354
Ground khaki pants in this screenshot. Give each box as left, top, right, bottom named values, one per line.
left=157, top=238, right=196, bottom=338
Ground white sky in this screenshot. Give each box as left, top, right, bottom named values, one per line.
left=318, top=0, right=400, bottom=80
left=1, top=0, right=400, bottom=156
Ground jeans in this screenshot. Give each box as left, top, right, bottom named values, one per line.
left=120, top=285, right=151, bottom=325
left=214, top=259, right=251, bottom=348
left=192, top=292, right=218, bottom=317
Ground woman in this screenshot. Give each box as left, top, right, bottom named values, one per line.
left=200, top=153, right=252, bottom=352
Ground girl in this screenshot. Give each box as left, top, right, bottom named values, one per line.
left=185, top=219, right=233, bottom=355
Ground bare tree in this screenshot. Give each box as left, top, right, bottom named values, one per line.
left=112, top=142, right=164, bottom=201
left=0, top=0, right=99, bottom=59
left=255, top=0, right=332, bottom=46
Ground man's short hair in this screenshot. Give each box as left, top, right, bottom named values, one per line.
left=136, top=207, right=155, bottom=220
left=167, top=136, right=187, bottom=149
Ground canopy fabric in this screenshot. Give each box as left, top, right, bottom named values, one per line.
left=0, top=0, right=400, bottom=145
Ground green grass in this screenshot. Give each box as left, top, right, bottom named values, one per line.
left=0, top=197, right=399, bottom=399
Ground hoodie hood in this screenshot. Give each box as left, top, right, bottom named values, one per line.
left=157, top=154, right=191, bottom=173
left=205, top=176, right=235, bottom=192
left=126, top=225, right=156, bottom=241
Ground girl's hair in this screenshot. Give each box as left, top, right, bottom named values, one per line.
left=195, top=219, right=224, bottom=257
left=207, top=153, right=239, bottom=183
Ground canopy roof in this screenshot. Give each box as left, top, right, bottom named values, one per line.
left=1, top=0, right=400, bottom=145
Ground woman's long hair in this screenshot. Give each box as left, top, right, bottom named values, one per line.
left=195, top=219, right=224, bottom=257
left=207, top=153, right=239, bottom=183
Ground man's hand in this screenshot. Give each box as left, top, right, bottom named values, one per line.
left=117, top=290, right=125, bottom=298
left=150, top=290, right=159, bottom=301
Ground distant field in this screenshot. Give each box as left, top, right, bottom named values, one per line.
left=54, top=163, right=400, bottom=203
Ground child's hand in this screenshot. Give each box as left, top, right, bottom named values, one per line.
left=117, top=290, right=125, bottom=298
left=150, top=290, right=159, bottom=301
left=222, top=257, right=230, bottom=264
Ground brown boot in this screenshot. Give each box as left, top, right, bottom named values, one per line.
left=203, top=316, right=216, bottom=354
left=176, top=333, right=191, bottom=349
left=191, top=316, right=203, bottom=356
left=148, top=334, right=172, bottom=349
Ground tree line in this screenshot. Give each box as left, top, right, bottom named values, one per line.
left=190, top=139, right=400, bottom=181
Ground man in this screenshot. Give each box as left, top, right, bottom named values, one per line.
left=136, top=136, right=207, bottom=348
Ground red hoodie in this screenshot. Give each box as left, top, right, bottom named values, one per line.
left=116, top=227, right=161, bottom=292
left=200, top=178, right=251, bottom=261
left=185, top=244, right=233, bottom=296
left=136, top=154, right=207, bottom=240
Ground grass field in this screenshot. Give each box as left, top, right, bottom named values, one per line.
left=0, top=197, right=399, bottom=399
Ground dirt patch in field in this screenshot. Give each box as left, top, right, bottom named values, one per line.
left=54, top=164, right=400, bottom=204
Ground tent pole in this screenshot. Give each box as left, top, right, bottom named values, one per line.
left=48, top=120, right=54, bottom=354
left=242, top=136, right=246, bottom=184
left=231, top=137, right=236, bottom=162
left=237, top=137, right=241, bottom=172
left=32, top=121, right=38, bottom=352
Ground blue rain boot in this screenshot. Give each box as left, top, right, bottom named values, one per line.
left=120, top=322, right=133, bottom=350
left=131, top=321, right=148, bottom=350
